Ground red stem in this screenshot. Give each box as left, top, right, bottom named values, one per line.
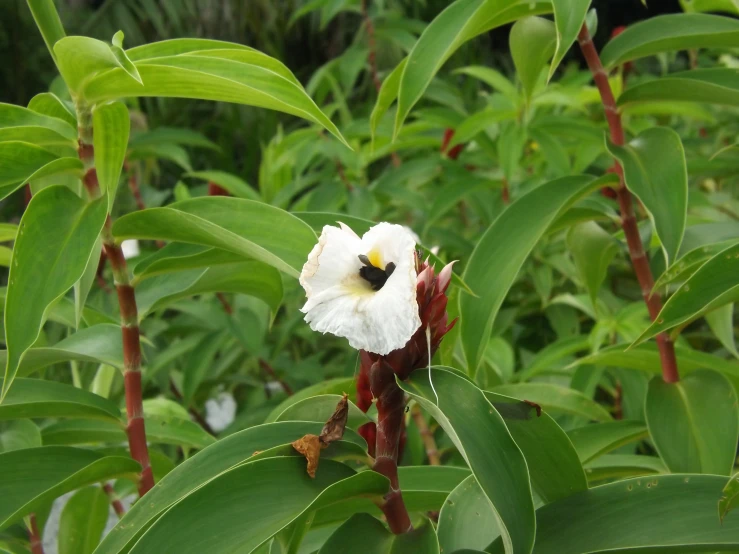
left=369, top=359, right=412, bottom=534
left=28, top=514, right=44, bottom=554
left=78, top=141, right=155, bottom=496
left=103, top=482, right=126, bottom=518
left=259, top=359, right=294, bottom=396
left=577, top=24, right=679, bottom=383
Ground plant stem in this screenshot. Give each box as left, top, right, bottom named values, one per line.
left=369, top=359, right=412, bottom=534
left=103, top=482, right=126, bottom=519
left=259, top=359, right=294, bottom=396
left=28, top=514, right=44, bottom=554
left=577, top=24, right=680, bottom=384
left=410, top=404, right=440, bottom=465
left=169, top=379, right=216, bottom=435
left=77, top=108, right=155, bottom=496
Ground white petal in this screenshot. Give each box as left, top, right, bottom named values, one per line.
left=300, top=222, right=421, bottom=355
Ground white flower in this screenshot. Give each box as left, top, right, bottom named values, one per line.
left=300, top=222, right=421, bottom=355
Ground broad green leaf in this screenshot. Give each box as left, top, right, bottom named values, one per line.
left=484, top=391, right=587, bottom=503
left=58, top=486, right=108, bottom=554
left=584, top=454, right=666, bottom=483
left=646, top=370, right=739, bottom=475
left=606, top=127, right=687, bottom=265
left=27, top=92, right=76, bottom=127
left=42, top=416, right=215, bottom=450
left=720, top=472, right=739, bottom=523
left=635, top=242, right=739, bottom=344
left=27, top=0, right=66, bottom=63
left=95, top=422, right=363, bottom=554
left=273, top=395, right=372, bottom=431
left=510, top=17, right=556, bottom=100
left=0, top=324, right=123, bottom=378
left=567, top=420, right=648, bottom=464
left=550, top=0, right=591, bottom=79
left=54, top=36, right=142, bottom=93
left=369, top=58, right=406, bottom=145
left=0, top=446, right=139, bottom=529
left=0, top=420, right=42, bottom=452
left=2, top=187, right=107, bottom=399
left=0, top=142, right=82, bottom=201
left=491, top=383, right=612, bottom=422
left=135, top=262, right=283, bottom=319
left=681, top=0, right=739, bottom=14
left=393, top=0, right=552, bottom=136
left=109, top=31, right=143, bottom=85
left=128, top=458, right=387, bottom=554
left=706, top=303, right=739, bottom=358
left=400, top=367, right=535, bottom=554
left=92, top=101, right=129, bottom=209
left=127, top=142, right=191, bottom=170
left=490, top=475, right=739, bottom=553
left=618, top=68, right=739, bottom=107
left=129, top=127, right=219, bottom=151
left=567, top=222, right=620, bottom=308
left=0, top=378, right=122, bottom=422
left=132, top=243, right=244, bottom=281
left=460, top=174, right=618, bottom=372
left=265, top=378, right=355, bottom=423
left=0, top=224, right=17, bottom=242
left=453, top=66, right=518, bottom=103
left=185, top=170, right=260, bottom=200
left=112, top=197, right=316, bottom=278
left=437, top=476, right=498, bottom=553
left=80, top=45, right=348, bottom=148
left=0, top=102, right=76, bottom=142
left=653, top=239, right=739, bottom=290
left=600, top=14, right=739, bottom=68
left=516, top=336, right=591, bottom=381
left=319, top=514, right=439, bottom=554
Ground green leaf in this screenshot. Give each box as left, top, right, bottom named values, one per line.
left=618, top=68, right=739, bottom=107
left=550, top=0, right=591, bottom=79
left=653, top=239, right=739, bottom=290
left=127, top=458, right=387, bottom=554
left=74, top=235, right=102, bottom=329
left=719, top=472, right=739, bottom=523
left=583, top=454, right=666, bottom=484
left=600, top=13, right=739, bottom=68
left=460, top=174, right=618, bottom=372
left=58, top=486, right=108, bottom=554
left=605, top=127, right=687, bottom=265
left=706, top=303, right=739, bottom=359
left=393, top=0, right=552, bottom=136
left=0, top=420, right=41, bottom=452
left=2, top=187, right=107, bottom=399
left=273, top=395, right=372, bottom=431
left=567, top=222, right=620, bottom=308
left=0, top=324, right=123, bottom=378
left=93, top=101, right=130, bottom=209
left=27, top=92, right=76, bottom=127
left=319, top=514, right=439, bottom=554
left=132, top=243, right=244, bottom=281
left=95, top=421, right=363, bottom=554
left=646, top=370, right=739, bottom=475
left=265, top=378, right=355, bottom=422
left=135, top=262, right=283, bottom=319
left=484, top=391, right=587, bottom=503
left=567, top=420, right=648, bottom=464
left=109, top=31, right=143, bottom=85
left=573, top=342, right=739, bottom=380
left=112, top=197, right=316, bottom=278
left=369, top=58, right=407, bottom=146
left=26, top=0, right=66, bottom=63
left=453, top=66, right=518, bottom=103
left=0, top=142, right=82, bottom=201
left=491, top=383, right=612, bottom=422
left=0, top=446, right=139, bottom=529
left=129, top=127, right=219, bottom=151
left=54, top=37, right=142, bottom=93
left=635, top=242, right=739, bottom=344
left=437, top=476, right=498, bottom=553
left=400, top=367, right=535, bottom=554
left=0, top=102, right=76, bottom=142
left=510, top=17, right=556, bottom=100
left=185, top=170, right=260, bottom=200
left=491, top=475, right=739, bottom=553
left=80, top=44, right=348, bottom=148
left=0, top=378, right=122, bottom=422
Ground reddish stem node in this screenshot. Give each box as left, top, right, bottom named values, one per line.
left=103, top=482, right=126, bottom=518
left=28, top=514, right=44, bottom=554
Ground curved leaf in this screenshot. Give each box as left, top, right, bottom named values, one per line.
left=567, top=420, right=648, bottom=464
left=437, top=476, right=498, bottom=553
left=510, top=17, right=556, bottom=100
left=320, top=514, right=439, bottom=554
left=550, top=0, right=590, bottom=79
left=273, top=394, right=372, bottom=430
left=133, top=244, right=245, bottom=281
left=58, top=486, right=109, bottom=554
left=2, top=187, right=107, bottom=399
left=491, top=383, right=612, bottom=422
left=92, top=101, right=129, bottom=209
left=618, top=68, right=739, bottom=107
left=185, top=170, right=260, bottom=200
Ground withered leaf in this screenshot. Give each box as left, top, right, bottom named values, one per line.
left=319, top=392, right=349, bottom=445
left=292, top=434, right=322, bottom=478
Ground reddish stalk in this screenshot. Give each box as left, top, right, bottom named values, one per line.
left=77, top=121, right=155, bottom=497
left=103, top=482, right=126, bottom=518
left=369, top=358, right=412, bottom=534
left=578, top=25, right=680, bottom=383
left=410, top=404, right=440, bottom=465
left=169, top=379, right=216, bottom=435
left=28, top=514, right=44, bottom=554
left=259, top=359, right=294, bottom=396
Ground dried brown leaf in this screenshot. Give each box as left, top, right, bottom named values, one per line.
left=292, top=434, right=322, bottom=478
left=319, top=392, right=349, bottom=445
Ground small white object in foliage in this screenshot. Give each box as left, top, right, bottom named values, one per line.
left=299, top=222, right=421, bottom=355
left=121, top=239, right=140, bottom=259
left=205, top=392, right=237, bottom=433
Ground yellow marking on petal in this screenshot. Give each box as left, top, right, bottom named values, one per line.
left=367, top=249, right=383, bottom=268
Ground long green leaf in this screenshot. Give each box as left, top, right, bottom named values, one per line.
left=319, top=514, right=439, bottom=554
left=460, top=174, right=617, bottom=372
left=550, top=0, right=591, bottom=79
left=437, top=476, right=498, bottom=553
left=720, top=472, right=739, bottom=523
left=491, top=383, right=612, bottom=422
left=0, top=142, right=83, bottom=201
left=58, top=486, right=109, bottom=554
left=26, top=0, right=66, bottom=63
left=510, top=17, right=556, bottom=100
left=2, top=186, right=107, bottom=399
left=92, top=101, right=129, bottom=209
left=112, top=197, right=316, bottom=278
left=567, top=420, right=648, bottom=464
left=400, top=367, right=535, bottom=554
left=618, top=68, right=739, bottom=107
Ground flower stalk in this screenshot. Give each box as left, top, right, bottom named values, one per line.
left=77, top=106, right=155, bottom=496
left=577, top=24, right=680, bottom=383
left=103, top=482, right=126, bottom=519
